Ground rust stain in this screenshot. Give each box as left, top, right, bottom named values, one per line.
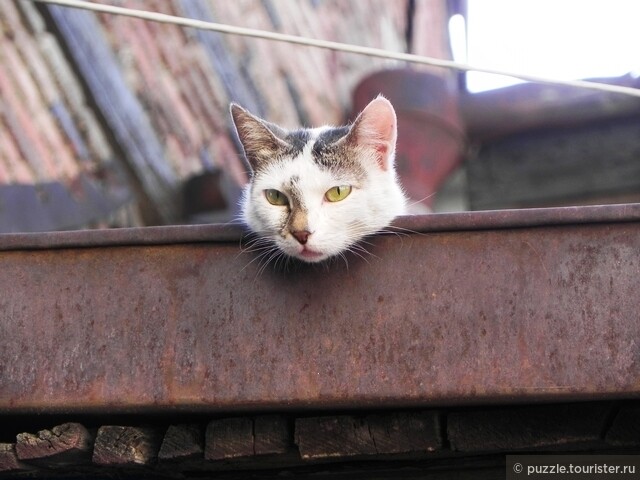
left=0, top=205, right=640, bottom=413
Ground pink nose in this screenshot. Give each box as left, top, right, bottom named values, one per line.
left=292, top=230, right=311, bottom=245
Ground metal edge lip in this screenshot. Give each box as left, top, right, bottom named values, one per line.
left=0, top=222, right=247, bottom=251
left=395, top=202, right=640, bottom=234
left=1, top=390, right=633, bottom=415
left=0, top=203, right=639, bottom=251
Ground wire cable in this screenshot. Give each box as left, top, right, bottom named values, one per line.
left=33, top=0, right=640, bottom=98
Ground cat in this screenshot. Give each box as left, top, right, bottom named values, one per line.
left=230, top=96, right=406, bottom=264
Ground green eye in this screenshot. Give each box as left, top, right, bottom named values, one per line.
left=325, top=185, right=352, bottom=202
left=264, top=189, right=288, bottom=206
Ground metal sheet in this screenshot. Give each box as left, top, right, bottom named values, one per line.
left=1, top=205, right=640, bottom=413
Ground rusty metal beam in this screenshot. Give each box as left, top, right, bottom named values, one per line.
left=1, top=204, right=640, bottom=413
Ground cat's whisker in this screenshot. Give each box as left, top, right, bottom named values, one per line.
left=357, top=243, right=379, bottom=260
left=250, top=254, right=273, bottom=279
left=239, top=249, right=274, bottom=268
left=322, top=259, right=332, bottom=273
left=346, top=248, right=371, bottom=265
left=345, top=242, right=379, bottom=264
left=279, top=255, right=289, bottom=272
left=236, top=239, right=274, bottom=262
left=354, top=237, right=375, bottom=247
left=239, top=233, right=274, bottom=251
left=240, top=241, right=281, bottom=273
left=381, top=225, right=425, bottom=237
left=256, top=249, right=285, bottom=277
left=272, top=251, right=289, bottom=273
left=405, top=192, right=437, bottom=209
left=223, top=217, right=246, bottom=226
left=337, top=252, right=350, bottom=270
left=376, top=226, right=421, bottom=250
left=242, top=242, right=275, bottom=254
left=241, top=251, right=268, bottom=273
left=261, top=247, right=281, bottom=268
left=379, top=228, right=411, bottom=237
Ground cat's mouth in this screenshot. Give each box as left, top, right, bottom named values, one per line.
left=298, top=246, right=326, bottom=262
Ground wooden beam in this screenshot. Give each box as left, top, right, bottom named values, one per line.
left=92, top=426, right=162, bottom=467
left=15, top=423, right=93, bottom=466
left=158, top=424, right=203, bottom=462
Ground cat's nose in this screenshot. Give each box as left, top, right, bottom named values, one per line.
left=291, top=230, right=311, bottom=245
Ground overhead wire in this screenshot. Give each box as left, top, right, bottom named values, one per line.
left=33, top=0, right=640, bottom=98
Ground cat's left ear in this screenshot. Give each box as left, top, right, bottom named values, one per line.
left=230, top=103, right=288, bottom=172
left=345, top=96, right=397, bottom=171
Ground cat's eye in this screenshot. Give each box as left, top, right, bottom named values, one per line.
left=325, top=185, right=352, bottom=202
left=264, top=189, right=289, bottom=206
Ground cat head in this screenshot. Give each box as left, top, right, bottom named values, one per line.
left=231, top=96, right=406, bottom=263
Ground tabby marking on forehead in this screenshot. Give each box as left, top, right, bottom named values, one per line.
left=311, top=126, right=350, bottom=157
left=311, top=126, right=363, bottom=177
left=283, top=129, right=311, bottom=158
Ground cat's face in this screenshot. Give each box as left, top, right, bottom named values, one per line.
left=231, top=96, right=406, bottom=263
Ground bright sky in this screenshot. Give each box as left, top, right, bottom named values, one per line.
left=452, top=0, right=640, bottom=92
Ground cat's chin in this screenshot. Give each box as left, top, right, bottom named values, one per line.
left=295, top=247, right=328, bottom=263
left=277, top=243, right=329, bottom=263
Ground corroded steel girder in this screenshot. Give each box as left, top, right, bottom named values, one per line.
left=1, top=204, right=639, bottom=413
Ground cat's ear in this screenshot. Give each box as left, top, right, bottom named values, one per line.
left=345, top=96, right=397, bottom=171
left=230, top=103, right=288, bottom=171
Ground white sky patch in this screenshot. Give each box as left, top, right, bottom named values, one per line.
left=455, top=0, right=640, bottom=92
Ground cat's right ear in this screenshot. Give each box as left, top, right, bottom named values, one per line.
left=344, top=96, right=397, bottom=171
left=230, top=104, right=287, bottom=172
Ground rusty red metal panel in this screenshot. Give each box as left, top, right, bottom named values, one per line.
left=1, top=204, right=640, bottom=413
left=354, top=69, right=464, bottom=209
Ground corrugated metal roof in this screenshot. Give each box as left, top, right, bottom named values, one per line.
left=0, top=1, right=134, bottom=232
left=1, top=0, right=432, bottom=228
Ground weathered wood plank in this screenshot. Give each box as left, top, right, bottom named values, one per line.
left=15, top=422, right=93, bottom=465
left=367, top=412, right=442, bottom=455
left=295, top=413, right=443, bottom=460
left=0, top=443, right=28, bottom=472
left=605, top=406, right=640, bottom=447
left=92, top=425, right=162, bottom=466
left=448, top=403, right=612, bottom=452
left=158, top=423, right=203, bottom=462
left=295, top=416, right=377, bottom=460
left=204, top=417, right=254, bottom=461
left=2, top=403, right=640, bottom=477
left=47, top=6, right=180, bottom=223
left=254, top=415, right=291, bottom=455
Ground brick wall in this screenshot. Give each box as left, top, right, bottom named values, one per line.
left=0, top=1, right=113, bottom=185
left=0, top=0, right=453, bottom=227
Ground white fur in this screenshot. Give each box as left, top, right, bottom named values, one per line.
left=242, top=126, right=406, bottom=263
